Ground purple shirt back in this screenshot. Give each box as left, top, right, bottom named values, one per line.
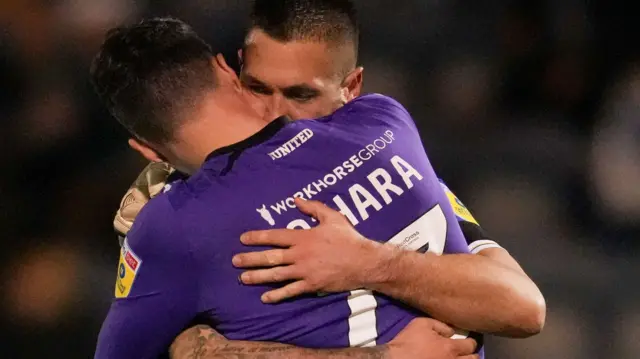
left=95, top=94, right=484, bottom=358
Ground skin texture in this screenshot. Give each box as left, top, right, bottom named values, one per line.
left=169, top=319, right=480, bottom=359
left=240, top=29, right=363, bottom=120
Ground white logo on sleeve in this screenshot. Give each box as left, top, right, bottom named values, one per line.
left=256, top=205, right=275, bottom=226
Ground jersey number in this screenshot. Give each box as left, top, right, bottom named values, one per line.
left=347, top=204, right=447, bottom=347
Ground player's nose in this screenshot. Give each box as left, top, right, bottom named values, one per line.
left=265, top=92, right=289, bottom=118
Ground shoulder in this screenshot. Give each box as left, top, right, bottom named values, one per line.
left=126, top=190, right=187, bottom=260
left=155, top=169, right=213, bottom=211
left=128, top=169, right=216, bottom=250
left=344, top=94, right=409, bottom=115
left=328, top=93, right=415, bottom=129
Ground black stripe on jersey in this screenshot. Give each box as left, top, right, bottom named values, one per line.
left=417, top=243, right=430, bottom=254
left=459, top=220, right=491, bottom=245
left=205, top=116, right=292, bottom=160
left=469, top=330, right=485, bottom=353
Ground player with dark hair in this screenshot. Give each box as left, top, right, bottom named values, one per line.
left=92, top=17, right=478, bottom=359
left=93, top=16, right=542, bottom=359
left=113, top=0, right=544, bottom=344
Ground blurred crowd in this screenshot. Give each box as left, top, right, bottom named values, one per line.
left=1, top=0, right=638, bottom=358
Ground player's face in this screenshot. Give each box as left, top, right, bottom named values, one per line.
left=240, top=29, right=362, bottom=120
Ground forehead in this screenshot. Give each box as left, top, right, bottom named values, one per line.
left=242, top=29, right=339, bottom=88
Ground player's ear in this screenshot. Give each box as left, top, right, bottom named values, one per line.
left=237, top=48, right=244, bottom=69
left=341, top=67, right=364, bottom=102
left=212, top=54, right=241, bottom=91
left=128, top=138, right=163, bottom=163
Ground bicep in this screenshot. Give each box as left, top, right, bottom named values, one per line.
left=476, top=247, right=527, bottom=276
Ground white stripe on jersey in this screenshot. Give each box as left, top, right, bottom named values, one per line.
left=469, top=239, right=502, bottom=254
left=347, top=289, right=378, bottom=347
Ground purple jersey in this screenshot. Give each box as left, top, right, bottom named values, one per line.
left=95, top=94, right=485, bottom=358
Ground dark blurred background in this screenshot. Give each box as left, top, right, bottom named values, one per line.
left=1, top=0, right=638, bottom=358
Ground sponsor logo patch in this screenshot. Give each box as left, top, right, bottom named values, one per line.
left=114, top=238, right=142, bottom=298
left=439, top=182, right=479, bottom=225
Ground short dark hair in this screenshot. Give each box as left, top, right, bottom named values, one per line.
left=250, top=0, right=359, bottom=66
left=90, top=17, right=216, bottom=144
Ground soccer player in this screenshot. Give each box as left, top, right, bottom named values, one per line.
left=113, top=0, right=544, bottom=348
left=92, top=18, right=540, bottom=359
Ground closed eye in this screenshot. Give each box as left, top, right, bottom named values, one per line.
left=282, top=87, right=320, bottom=103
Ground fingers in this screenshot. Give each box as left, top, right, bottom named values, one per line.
left=233, top=249, right=292, bottom=268
left=261, top=280, right=311, bottom=303
left=294, top=198, right=342, bottom=223
left=430, top=320, right=455, bottom=338
left=400, top=318, right=454, bottom=338
left=239, top=266, right=297, bottom=285
left=241, top=229, right=297, bottom=247
left=452, top=338, right=478, bottom=356
left=457, top=355, right=480, bottom=359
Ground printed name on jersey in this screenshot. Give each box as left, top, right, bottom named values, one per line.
left=439, top=182, right=478, bottom=225
left=115, top=238, right=142, bottom=298
left=268, top=128, right=314, bottom=160
left=280, top=151, right=424, bottom=229
left=290, top=153, right=422, bottom=228
left=257, top=130, right=398, bottom=226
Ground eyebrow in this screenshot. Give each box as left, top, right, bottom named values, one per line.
left=281, top=85, right=321, bottom=96
left=243, top=73, right=320, bottom=95
left=242, top=74, right=269, bottom=87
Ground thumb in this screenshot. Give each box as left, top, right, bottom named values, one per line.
left=294, top=198, right=337, bottom=223
left=431, top=321, right=455, bottom=338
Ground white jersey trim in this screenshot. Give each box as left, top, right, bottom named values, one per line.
left=469, top=239, right=502, bottom=254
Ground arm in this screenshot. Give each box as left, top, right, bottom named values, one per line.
left=366, top=245, right=545, bottom=338
left=97, top=203, right=199, bottom=358
left=234, top=198, right=545, bottom=338
left=364, top=183, right=545, bottom=337
left=170, top=318, right=479, bottom=359
left=337, top=96, right=545, bottom=334
left=169, top=326, right=389, bottom=359
left=96, top=287, right=197, bottom=358
left=409, top=181, right=546, bottom=336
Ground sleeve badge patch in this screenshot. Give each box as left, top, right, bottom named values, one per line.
left=114, top=238, right=142, bottom=298
left=439, top=182, right=479, bottom=225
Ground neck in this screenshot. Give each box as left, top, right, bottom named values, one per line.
left=169, top=95, right=268, bottom=175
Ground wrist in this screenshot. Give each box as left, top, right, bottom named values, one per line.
left=386, top=342, right=411, bottom=359
left=375, top=344, right=393, bottom=359
left=359, top=241, right=402, bottom=290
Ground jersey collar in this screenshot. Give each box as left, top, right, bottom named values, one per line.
left=205, top=116, right=292, bottom=161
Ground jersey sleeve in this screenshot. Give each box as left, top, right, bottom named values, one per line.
left=437, top=179, right=502, bottom=254
left=95, top=198, right=199, bottom=359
